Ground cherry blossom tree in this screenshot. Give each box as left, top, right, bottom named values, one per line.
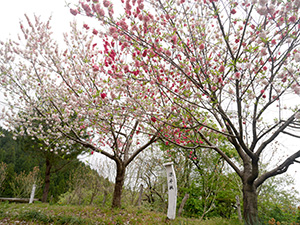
left=67, top=0, right=300, bottom=223
left=0, top=15, right=158, bottom=208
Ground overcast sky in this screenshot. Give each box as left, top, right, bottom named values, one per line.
left=0, top=0, right=79, bottom=40
left=1, top=0, right=300, bottom=192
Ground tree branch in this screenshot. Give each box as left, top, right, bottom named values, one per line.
left=254, top=150, right=300, bottom=188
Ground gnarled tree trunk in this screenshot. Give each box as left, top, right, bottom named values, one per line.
left=112, top=160, right=126, bottom=208
left=242, top=183, right=259, bottom=225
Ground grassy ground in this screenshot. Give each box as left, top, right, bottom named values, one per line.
left=0, top=202, right=242, bottom=225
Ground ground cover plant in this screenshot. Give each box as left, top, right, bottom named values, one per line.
left=0, top=202, right=244, bottom=225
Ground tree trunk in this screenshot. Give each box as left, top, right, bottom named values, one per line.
left=42, top=158, right=52, bottom=203
left=242, top=183, right=260, bottom=225
left=136, top=184, right=143, bottom=206
left=178, top=193, right=189, bottom=217
left=102, top=190, right=108, bottom=206
left=112, top=161, right=126, bottom=208
left=235, top=195, right=242, bottom=223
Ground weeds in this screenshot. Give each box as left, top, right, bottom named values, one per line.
left=0, top=202, right=242, bottom=225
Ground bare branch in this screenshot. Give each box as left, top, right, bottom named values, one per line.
left=255, top=150, right=300, bottom=188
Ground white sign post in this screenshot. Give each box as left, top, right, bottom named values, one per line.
left=29, top=184, right=36, bottom=204
left=163, top=162, right=177, bottom=220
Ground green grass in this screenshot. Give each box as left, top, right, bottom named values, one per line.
left=0, top=202, right=242, bottom=224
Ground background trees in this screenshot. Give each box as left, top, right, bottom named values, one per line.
left=0, top=127, right=82, bottom=202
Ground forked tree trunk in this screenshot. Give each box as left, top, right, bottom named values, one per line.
left=112, top=161, right=126, bottom=208
left=42, top=158, right=52, bottom=202
left=242, top=183, right=260, bottom=225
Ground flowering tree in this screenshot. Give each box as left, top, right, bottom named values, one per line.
left=68, top=0, right=300, bottom=223
left=0, top=15, right=158, bottom=208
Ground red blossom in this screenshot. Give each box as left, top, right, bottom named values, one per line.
left=142, top=50, right=147, bottom=57
left=83, top=24, right=90, bottom=29
left=101, top=93, right=107, bottom=99
left=92, top=29, right=98, bottom=35
left=151, top=117, right=157, bottom=123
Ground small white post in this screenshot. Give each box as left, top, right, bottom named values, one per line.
left=29, top=184, right=36, bottom=204
left=163, top=162, right=177, bottom=220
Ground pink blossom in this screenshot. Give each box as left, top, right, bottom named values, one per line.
left=81, top=2, right=92, bottom=16
left=231, top=9, right=237, bottom=14
left=143, top=15, right=150, bottom=23
left=190, top=57, right=196, bottom=62
left=235, top=72, right=241, bottom=79
left=92, top=29, right=98, bottom=35
left=138, top=14, right=143, bottom=21
left=103, top=0, right=110, bottom=7
left=92, top=65, right=99, bottom=71
left=94, top=4, right=105, bottom=16
left=294, top=86, right=300, bottom=94
left=295, top=53, right=300, bottom=62
left=289, top=16, right=297, bottom=23
left=219, top=65, right=225, bottom=72
left=112, top=33, right=118, bottom=39
left=171, top=35, right=177, bottom=44
left=200, top=43, right=205, bottom=50
left=120, top=20, right=128, bottom=30
left=125, top=2, right=132, bottom=11
left=109, top=26, right=117, bottom=34
left=165, top=49, right=171, bottom=57
left=70, top=9, right=79, bottom=16
left=211, top=86, right=217, bottom=91
left=260, top=48, right=267, bottom=56
left=138, top=3, right=144, bottom=10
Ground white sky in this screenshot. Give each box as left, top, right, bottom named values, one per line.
left=0, top=0, right=300, bottom=195
left=0, top=0, right=79, bottom=40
